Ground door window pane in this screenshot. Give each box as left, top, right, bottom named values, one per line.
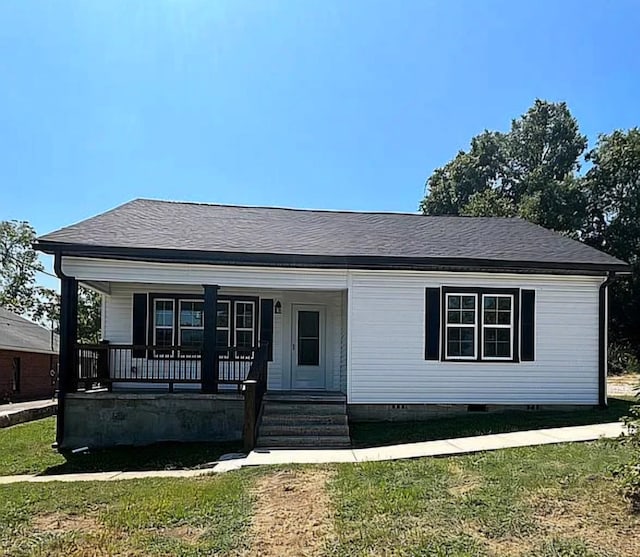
left=298, top=311, right=320, bottom=366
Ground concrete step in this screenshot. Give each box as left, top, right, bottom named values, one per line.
left=264, top=392, right=346, bottom=403
left=260, top=414, right=348, bottom=427
left=255, top=435, right=352, bottom=448
left=259, top=424, right=349, bottom=437
left=261, top=402, right=346, bottom=416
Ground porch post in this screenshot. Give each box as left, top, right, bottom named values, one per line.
left=202, top=284, right=219, bottom=393
left=57, top=275, right=78, bottom=447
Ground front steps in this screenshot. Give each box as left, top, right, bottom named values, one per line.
left=255, top=392, right=351, bottom=448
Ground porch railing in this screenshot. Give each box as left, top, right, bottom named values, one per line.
left=242, top=342, right=270, bottom=451
left=75, top=342, right=259, bottom=393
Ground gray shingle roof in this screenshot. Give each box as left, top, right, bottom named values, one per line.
left=36, top=199, right=627, bottom=272
left=0, top=308, right=59, bottom=354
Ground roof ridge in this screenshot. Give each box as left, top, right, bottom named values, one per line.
left=133, top=198, right=524, bottom=220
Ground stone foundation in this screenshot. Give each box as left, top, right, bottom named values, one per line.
left=62, top=392, right=244, bottom=449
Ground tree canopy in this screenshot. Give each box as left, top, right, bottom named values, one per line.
left=421, top=100, right=640, bottom=359
left=0, top=220, right=101, bottom=342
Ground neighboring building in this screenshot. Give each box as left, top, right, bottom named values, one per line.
left=0, top=308, right=58, bottom=402
left=35, top=199, right=629, bottom=449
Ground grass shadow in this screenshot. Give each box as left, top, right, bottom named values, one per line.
left=42, top=440, right=242, bottom=475
left=351, top=396, right=636, bottom=448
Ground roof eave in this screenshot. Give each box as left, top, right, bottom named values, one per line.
left=34, top=240, right=631, bottom=276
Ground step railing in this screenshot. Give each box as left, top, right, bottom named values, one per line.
left=242, top=342, right=269, bottom=451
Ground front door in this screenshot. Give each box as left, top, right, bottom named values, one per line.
left=291, top=305, right=326, bottom=390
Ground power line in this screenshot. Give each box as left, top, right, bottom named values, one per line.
left=1, top=252, right=59, bottom=279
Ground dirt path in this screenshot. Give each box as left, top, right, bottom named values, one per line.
left=609, top=374, right=640, bottom=397
left=245, top=469, right=335, bottom=556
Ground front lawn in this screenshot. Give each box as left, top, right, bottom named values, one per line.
left=327, top=439, right=640, bottom=556
left=0, top=417, right=241, bottom=477
left=351, top=396, right=634, bottom=448
left=0, top=473, right=256, bottom=556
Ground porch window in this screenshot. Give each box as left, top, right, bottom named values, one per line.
left=235, top=301, right=255, bottom=352
left=153, top=299, right=175, bottom=356
left=179, top=300, right=204, bottom=356
left=149, top=294, right=258, bottom=359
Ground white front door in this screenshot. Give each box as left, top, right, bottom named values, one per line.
left=291, top=305, right=326, bottom=390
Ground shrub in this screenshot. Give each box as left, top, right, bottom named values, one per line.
left=608, top=341, right=640, bottom=375
left=618, top=387, right=640, bottom=512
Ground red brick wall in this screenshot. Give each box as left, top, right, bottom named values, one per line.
left=0, top=349, right=58, bottom=402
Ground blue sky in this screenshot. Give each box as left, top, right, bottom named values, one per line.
left=1, top=1, right=639, bottom=288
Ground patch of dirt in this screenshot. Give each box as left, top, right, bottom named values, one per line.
left=160, top=525, right=207, bottom=544
left=447, top=461, right=482, bottom=497
left=530, top=490, right=640, bottom=557
left=32, top=513, right=100, bottom=534
left=463, top=521, right=533, bottom=557
left=246, top=469, right=335, bottom=557
left=608, top=374, right=640, bottom=397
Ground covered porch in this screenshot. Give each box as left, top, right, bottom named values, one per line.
left=57, top=273, right=348, bottom=450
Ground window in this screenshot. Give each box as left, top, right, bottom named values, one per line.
left=445, top=293, right=477, bottom=359
left=179, top=300, right=204, bottom=356
left=482, top=295, right=513, bottom=359
left=439, top=288, right=520, bottom=363
left=149, top=295, right=257, bottom=359
left=12, top=357, right=20, bottom=393
left=153, top=299, right=174, bottom=356
left=235, top=301, right=255, bottom=353
left=216, top=301, right=231, bottom=353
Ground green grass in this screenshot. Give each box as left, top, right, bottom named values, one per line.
left=0, top=472, right=257, bottom=556
left=327, top=439, right=640, bottom=556
left=0, top=417, right=241, bottom=477
left=351, top=396, right=635, bottom=448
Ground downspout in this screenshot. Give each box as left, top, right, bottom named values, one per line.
left=598, top=271, right=617, bottom=408
left=52, top=252, right=74, bottom=449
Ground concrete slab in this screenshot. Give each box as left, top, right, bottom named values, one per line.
left=0, top=421, right=627, bottom=484
left=0, top=399, right=57, bottom=428
left=354, top=440, right=463, bottom=462
left=245, top=448, right=357, bottom=465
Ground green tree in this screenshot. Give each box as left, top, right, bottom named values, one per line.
left=420, top=99, right=588, bottom=235
left=0, top=219, right=101, bottom=342
left=584, top=129, right=640, bottom=351
left=0, top=221, right=43, bottom=315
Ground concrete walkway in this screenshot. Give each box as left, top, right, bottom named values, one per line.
left=0, top=399, right=56, bottom=428
left=0, top=421, right=625, bottom=485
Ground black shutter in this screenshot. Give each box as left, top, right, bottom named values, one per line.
left=425, top=288, right=441, bottom=360
left=520, top=290, right=536, bottom=361
left=260, top=299, right=274, bottom=361
left=132, top=294, right=148, bottom=358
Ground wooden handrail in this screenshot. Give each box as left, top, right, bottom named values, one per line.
left=242, top=342, right=269, bottom=451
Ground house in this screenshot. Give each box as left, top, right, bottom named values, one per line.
left=0, top=308, right=59, bottom=402
left=35, top=199, right=628, bottom=450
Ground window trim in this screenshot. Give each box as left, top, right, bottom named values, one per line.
left=444, top=292, right=478, bottom=361
left=480, top=293, right=514, bottom=361
left=146, top=293, right=259, bottom=360
left=440, top=286, right=520, bottom=363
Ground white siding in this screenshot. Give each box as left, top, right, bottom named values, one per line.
left=348, top=271, right=604, bottom=405
left=102, top=283, right=345, bottom=392
left=63, top=257, right=348, bottom=290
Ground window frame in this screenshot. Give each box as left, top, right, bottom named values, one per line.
left=481, top=294, right=514, bottom=361
left=444, top=292, right=478, bottom=361
left=440, top=287, right=520, bottom=363
left=147, top=293, right=259, bottom=360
